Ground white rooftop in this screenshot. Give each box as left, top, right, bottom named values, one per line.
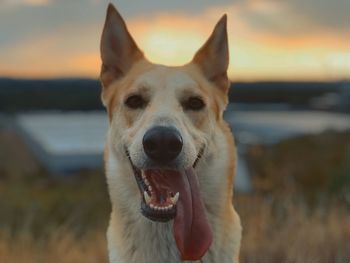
left=228, top=110, right=350, bottom=145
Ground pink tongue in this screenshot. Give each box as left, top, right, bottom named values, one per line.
left=167, top=168, right=213, bottom=260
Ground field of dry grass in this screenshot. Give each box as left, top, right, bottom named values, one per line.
left=1, top=195, right=348, bottom=263
left=237, top=195, right=349, bottom=263
left=0, top=232, right=108, bottom=263
left=0, top=130, right=349, bottom=262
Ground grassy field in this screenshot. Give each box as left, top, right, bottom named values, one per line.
left=0, top=130, right=349, bottom=262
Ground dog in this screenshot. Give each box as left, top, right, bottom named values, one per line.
left=99, top=3, right=241, bottom=263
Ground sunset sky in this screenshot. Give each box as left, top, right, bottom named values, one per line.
left=0, top=0, right=349, bottom=81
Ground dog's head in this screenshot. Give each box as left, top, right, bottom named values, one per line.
left=100, top=4, right=230, bottom=260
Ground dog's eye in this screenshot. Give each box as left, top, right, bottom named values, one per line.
left=125, top=95, right=146, bottom=109
left=183, top=97, right=206, bottom=111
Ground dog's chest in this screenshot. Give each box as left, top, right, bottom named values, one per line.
left=108, top=219, right=188, bottom=263
left=107, top=212, right=238, bottom=263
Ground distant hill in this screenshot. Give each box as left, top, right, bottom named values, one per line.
left=229, top=81, right=340, bottom=104
left=0, top=78, right=103, bottom=112
left=0, top=78, right=345, bottom=112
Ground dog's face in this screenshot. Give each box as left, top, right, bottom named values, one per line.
left=100, top=4, right=230, bottom=260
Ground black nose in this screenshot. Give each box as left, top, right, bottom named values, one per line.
left=143, top=126, right=183, bottom=163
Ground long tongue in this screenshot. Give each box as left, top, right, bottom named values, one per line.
left=145, top=168, right=213, bottom=260
left=171, top=168, right=213, bottom=260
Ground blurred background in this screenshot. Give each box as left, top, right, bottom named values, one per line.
left=0, top=0, right=349, bottom=262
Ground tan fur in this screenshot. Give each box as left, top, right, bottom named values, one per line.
left=100, top=4, right=241, bottom=263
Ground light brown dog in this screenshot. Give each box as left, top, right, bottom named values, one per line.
left=100, top=3, right=241, bottom=263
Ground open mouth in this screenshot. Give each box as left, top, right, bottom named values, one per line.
left=125, top=147, right=212, bottom=260
left=125, top=147, right=204, bottom=222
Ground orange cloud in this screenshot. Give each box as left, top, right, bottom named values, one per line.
left=126, top=5, right=350, bottom=81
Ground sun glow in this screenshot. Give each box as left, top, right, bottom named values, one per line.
left=126, top=13, right=238, bottom=78
left=139, top=29, right=204, bottom=66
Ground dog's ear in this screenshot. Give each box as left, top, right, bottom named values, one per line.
left=192, top=15, right=229, bottom=92
left=100, top=4, right=143, bottom=88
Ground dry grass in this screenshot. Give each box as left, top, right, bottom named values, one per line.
left=0, top=195, right=349, bottom=263
left=237, top=195, right=350, bottom=263
left=247, top=131, right=350, bottom=205
left=0, top=232, right=108, bottom=263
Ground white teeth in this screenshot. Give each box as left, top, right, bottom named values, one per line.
left=144, top=191, right=151, bottom=204
left=145, top=191, right=178, bottom=211
left=147, top=203, right=173, bottom=211
left=141, top=171, right=149, bottom=186
left=170, top=192, right=179, bottom=204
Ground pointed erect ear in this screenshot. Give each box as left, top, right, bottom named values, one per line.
left=100, top=4, right=143, bottom=88
left=192, top=15, right=229, bottom=92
